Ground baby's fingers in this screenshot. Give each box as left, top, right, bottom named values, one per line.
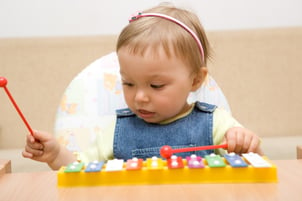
left=26, top=134, right=44, bottom=150
left=24, top=144, right=44, bottom=157
left=223, top=129, right=238, bottom=153
left=247, top=136, right=261, bottom=153
left=241, top=134, right=252, bottom=153
left=22, top=149, right=34, bottom=158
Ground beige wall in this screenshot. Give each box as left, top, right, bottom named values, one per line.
left=207, top=28, right=302, bottom=138
left=0, top=28, right=301, bottom=149
left=0, top=36, right=117, bottom=148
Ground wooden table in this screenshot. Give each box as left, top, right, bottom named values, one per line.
left=0, top=160, right=301, bottom=201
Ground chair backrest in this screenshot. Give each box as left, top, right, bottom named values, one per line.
left=54, top=52, right=231, bottom=152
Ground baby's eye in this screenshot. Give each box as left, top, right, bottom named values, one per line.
left=150, top=84, right=164, bottom=89
left=122, top=82, right=134, bottom=87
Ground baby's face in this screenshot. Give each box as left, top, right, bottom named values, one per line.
left=118, top=46, right=196, bottom=123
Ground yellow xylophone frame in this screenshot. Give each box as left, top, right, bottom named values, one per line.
left=57, top=157, right=278, bottom=187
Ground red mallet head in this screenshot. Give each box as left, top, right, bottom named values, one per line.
left=0, top=77, right=8, bottom=87
left=160, top=145, right=173, bottom=159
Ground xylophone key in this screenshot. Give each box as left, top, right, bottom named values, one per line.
left=205, top=153, right=226, bottom=167
left=85, top=161, right=104, bottom=172
left=105, top=159, right=124, bottom=171
left=64, top=161, right=85, bottom=173
left=126, top=158, right=143, bottom=170
left=186, top=154, right=204, bottom=168
left=146, top=156, right=164, bottom=170
left=242, top=153, right=272, bottom=168
left=167, top=155, right=184, bottom=169
left=224, top=153, right=248, bottom=167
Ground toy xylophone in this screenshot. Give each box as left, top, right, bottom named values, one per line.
left=57, top=152, right=278, bottom=187
left=0, top=77, right=278, bottom=186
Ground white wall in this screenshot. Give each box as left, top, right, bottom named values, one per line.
left=0, top=0, right=302, bottom=38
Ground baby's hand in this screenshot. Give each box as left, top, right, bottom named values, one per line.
left=22, top=130, right=60, bottom=164
left=223, top=127, right=263, bottom=155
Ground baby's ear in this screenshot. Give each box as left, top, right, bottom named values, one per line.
left=191, top=67, right=208, bottom=91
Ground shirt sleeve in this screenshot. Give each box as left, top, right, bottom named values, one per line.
left=212, top=107, right=243, bottom=155
left=78, top=115, right=116, bottom=163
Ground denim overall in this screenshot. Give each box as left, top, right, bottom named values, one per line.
left=113, top=102, right=217, bottom=160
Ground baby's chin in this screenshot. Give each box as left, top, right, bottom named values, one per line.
left=140, top=115, right=176, bottom=125
left=136, top=116, right=160, bottom=124
left=135, top=114, right=164, bottom=124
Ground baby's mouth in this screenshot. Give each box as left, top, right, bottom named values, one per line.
left=137, top=109, right=155, bottom=118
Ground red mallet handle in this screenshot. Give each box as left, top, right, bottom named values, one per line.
left=0, top=77, right=34, bottom=135
left=160, top=144, right=228, bottom=159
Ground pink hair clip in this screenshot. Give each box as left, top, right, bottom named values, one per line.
left=128, top=11, right=142, bottom=22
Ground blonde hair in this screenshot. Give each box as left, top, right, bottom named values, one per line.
left=116, top=4, right=211, bottom=73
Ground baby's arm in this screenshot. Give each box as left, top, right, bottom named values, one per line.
left=213, top=108, right=263, bottom=155
left=22, top=130, right=76, bottom=170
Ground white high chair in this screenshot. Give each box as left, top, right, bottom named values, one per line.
left=54, top=52, right=231, bottom=152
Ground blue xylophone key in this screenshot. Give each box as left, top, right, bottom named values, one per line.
left=224, top=153, right=248, bottom=167
left=85, top=161, right=104, bottom=172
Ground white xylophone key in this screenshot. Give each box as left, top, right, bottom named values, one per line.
left=242, top=153, right=271, bottom=168
left=105, top=159, right=124, bottom=171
